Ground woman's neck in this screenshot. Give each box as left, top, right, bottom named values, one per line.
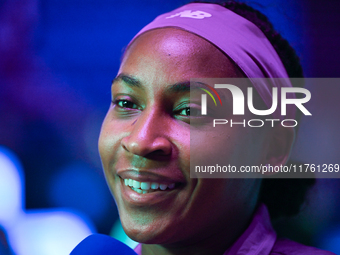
left=139, top=207, right=256, bottom=255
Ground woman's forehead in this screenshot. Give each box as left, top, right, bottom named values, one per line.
left=120, top=28, right=244, bottom=80
left=126, top=28, right=216, bottom=57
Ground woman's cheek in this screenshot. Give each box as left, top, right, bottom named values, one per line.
left=98, top=115, right=119, bottom=169
left=98, top=121, right=110, bottom=165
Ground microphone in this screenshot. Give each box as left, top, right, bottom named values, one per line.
left=70, top=234, right=138, bottom=255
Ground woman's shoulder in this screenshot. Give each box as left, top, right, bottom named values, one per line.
left=271, top=238, right=336, bottom=255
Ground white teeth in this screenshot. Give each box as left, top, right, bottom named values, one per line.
left=151, top=183, right=159, bottom=189
left=124, top=178, right=176, bottom=193
left=159, top=184, right=167, bottom=190
left=132, top=187, right=142, bottom=194
left=133, top=180, right=141, bottom=189
left=141, top=182, right=151, bottom=190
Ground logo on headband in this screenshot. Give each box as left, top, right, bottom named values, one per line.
left=166, top=10, right=212, bottom=19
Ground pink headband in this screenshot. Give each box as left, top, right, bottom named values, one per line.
left=128, top=3, right=295, bottom=119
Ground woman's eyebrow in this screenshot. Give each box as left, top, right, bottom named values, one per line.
left=165, top=81, right=191, bottom=93
left=112, top=74, right=211, bottom=93
left=165, top=81, right=211, bottom=93
left=112, top=73, right=143, bottom=89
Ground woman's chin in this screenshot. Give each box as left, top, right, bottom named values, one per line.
left=122, top=219, right=177, bottom=244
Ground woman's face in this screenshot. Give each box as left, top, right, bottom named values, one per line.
left=98, top=28, right=270, bottom=246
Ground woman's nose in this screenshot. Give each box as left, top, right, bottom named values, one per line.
left=121, top=111, right=172, bottom=158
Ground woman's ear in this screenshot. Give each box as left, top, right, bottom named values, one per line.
left=265, top=125, right=295, bottom=167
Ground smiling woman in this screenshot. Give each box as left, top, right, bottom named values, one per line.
left=92, top=1, right=334, bottom=255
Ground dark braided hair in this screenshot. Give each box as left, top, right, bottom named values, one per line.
left=192, top=0, right=315, bottom=219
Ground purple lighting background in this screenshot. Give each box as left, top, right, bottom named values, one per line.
left=0, top=0, right=340, bottom=253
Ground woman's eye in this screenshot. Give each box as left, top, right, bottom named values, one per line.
left=179, top=108, right=190, bottom=116
left=178, top=107, right=201, bottom=116
left=115, top=99, right=139, bottom=109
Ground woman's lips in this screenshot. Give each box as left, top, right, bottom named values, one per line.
left=117, top=169, right=186, bottom=205
left=117, top=169, right=185, bottom=185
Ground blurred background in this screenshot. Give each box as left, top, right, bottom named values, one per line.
left=0, top=0, right=340, bottom=254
